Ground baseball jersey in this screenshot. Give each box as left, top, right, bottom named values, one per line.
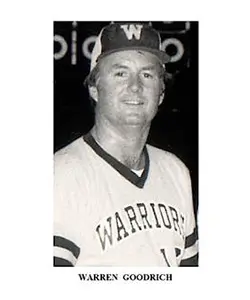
left=54, top=133, right=198, bottom=267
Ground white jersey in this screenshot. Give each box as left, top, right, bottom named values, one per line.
left=54, top=133, right=198, bottom=267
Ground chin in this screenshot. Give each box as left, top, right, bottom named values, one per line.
left=121, top=116, right=148, bottom=127
left=115, top=110, right=154, bottom=127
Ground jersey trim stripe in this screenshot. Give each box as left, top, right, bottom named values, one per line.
left=54, top=246, right=78, bottom=266
left=185, top=227, right=198, bottom=248
left=83, top=133, right=150, bottom=188
left=54, top=235, right=80, bottom=259
left=180, top=253, right=198, bottom=267
left=182, top=240, right=198, bottom=260
left=54, top=256, right=74, bottom=267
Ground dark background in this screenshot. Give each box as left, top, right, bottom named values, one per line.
left=54, top=21, right=199, bottom=218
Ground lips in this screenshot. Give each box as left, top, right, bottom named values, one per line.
left=122, top=97, right=145, bottom=105
left=124, top=101, right=144, bottom=105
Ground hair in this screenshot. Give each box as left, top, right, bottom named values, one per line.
left=85, top=65, right=100, bottom=87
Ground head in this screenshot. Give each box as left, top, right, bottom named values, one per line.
left=86, top=22, right=170, bottom=129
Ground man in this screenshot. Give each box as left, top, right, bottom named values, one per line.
left=54, top=22, right=198, bottom=267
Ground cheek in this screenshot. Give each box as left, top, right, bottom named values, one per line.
left=145, top=84, right=162, bottom=101
left=98, top=79, right=124, bottom=100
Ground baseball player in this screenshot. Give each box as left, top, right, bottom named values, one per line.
left=54, top=22, right=198, bottom=267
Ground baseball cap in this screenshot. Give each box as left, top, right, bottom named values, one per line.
left=85, top=22, right=170, bottom=85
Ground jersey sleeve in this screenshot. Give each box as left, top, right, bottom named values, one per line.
left=179, top=166, right=198, bottom=266
left=53, top=153, right=82, bottom=267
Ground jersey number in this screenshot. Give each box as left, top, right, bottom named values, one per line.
left=160, top=248, right=171, bottom=267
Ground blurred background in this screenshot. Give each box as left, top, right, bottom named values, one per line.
left=54, top=21, right=198, bottom=218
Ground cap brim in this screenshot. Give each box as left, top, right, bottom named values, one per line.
left=97, top=46, right=170, bottom=64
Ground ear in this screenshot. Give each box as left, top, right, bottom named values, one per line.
left=88, top=86, right=98, bottom=102
left=159, top=92, right=164, bottom=106
left=158, top=87, right=165, bottom=106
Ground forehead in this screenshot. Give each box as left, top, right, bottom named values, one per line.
left=98, top=50, right=162, bottom=70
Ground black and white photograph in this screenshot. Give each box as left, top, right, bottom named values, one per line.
left=53, top=21, right=198, bottom=267
left=2, top=0, right=250, bottom=298
left=2, top=1, right=250, bottom=299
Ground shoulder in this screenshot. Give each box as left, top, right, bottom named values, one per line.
left=54, top=137, right=87, bottom=167
left=146, top=144, right=190, bottom=179
left=54, top=137, right=91, bottom=193
left=54, top=137, right=92, bottom=181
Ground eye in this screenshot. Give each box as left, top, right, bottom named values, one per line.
left=142, top=72, right=153, bottom=79
left=115, top=71, right=127, bottom=77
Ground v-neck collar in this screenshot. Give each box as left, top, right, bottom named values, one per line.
left=83, top=133, right=150, bottom=188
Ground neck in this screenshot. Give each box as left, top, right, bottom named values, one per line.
left=91, top=119, right=150, bottom=169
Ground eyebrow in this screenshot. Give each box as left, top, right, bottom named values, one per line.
left=110, top=64, right=129, bottom=70
left=141, top=65, right=159, bottom=71
left=110, top=64, right=159, bottom=71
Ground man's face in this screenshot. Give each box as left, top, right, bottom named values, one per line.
left=91, top=50, right=165, bottom=128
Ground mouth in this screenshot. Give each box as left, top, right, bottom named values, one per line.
left=123, top=99, right=145, bottom=106
left=124, top=101, right=144, bottom=106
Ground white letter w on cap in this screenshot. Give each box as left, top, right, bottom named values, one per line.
left=120, top=24, right=143, bottom=40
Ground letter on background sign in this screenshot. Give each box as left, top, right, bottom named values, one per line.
left=54, top=35, right=68, bottom=60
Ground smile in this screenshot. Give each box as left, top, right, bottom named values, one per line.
left=123, top=101, right=144, bottom=105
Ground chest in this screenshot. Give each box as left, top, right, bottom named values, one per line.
left=75, top=164, right=186, bottom=266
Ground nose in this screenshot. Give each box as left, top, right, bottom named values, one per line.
left=128, top=74, right=142, bottom=93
